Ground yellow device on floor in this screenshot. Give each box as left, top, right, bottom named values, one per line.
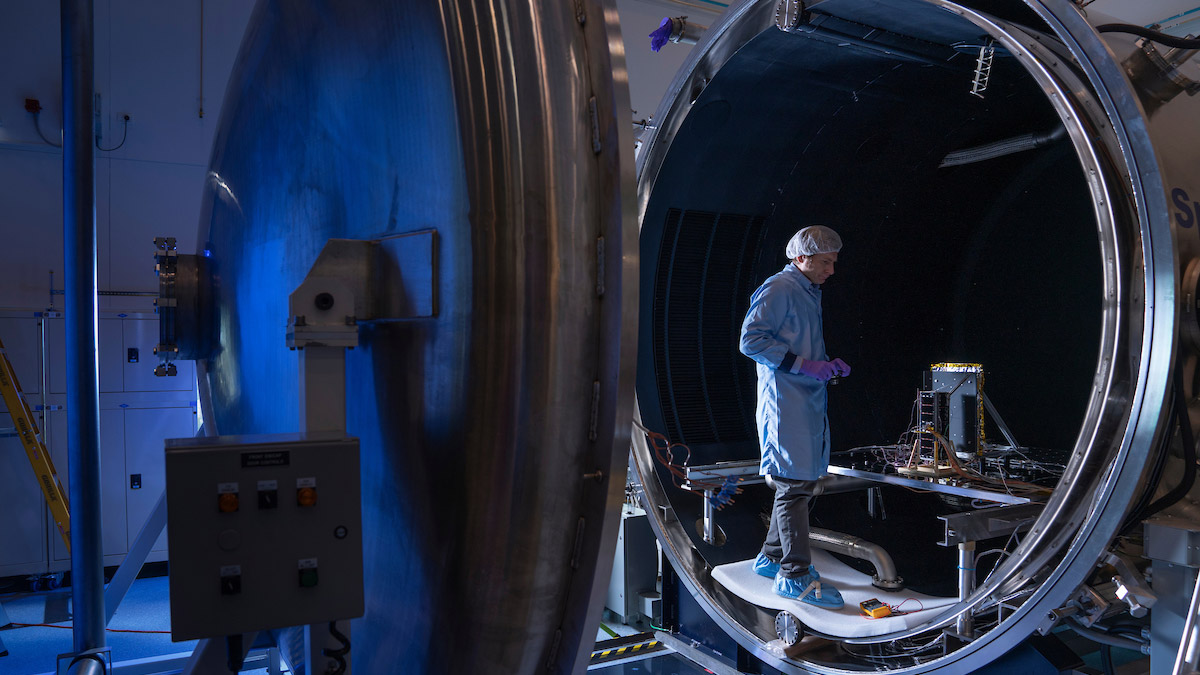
left=859, top=598, right=892, bottom=619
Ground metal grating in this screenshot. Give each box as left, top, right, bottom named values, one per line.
left=652, top=209, right=765, bottom=445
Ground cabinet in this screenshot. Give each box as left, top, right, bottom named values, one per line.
left=0, top=311, right=197, bottom=577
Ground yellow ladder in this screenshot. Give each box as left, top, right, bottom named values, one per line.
left=0, top=335, right=71, bottom=552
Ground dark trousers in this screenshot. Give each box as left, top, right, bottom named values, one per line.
left=761, top=476, right=818, bottom=579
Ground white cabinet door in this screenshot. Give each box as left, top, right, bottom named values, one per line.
left=125, top=406, right=197, bottom=552
left=0, top=316, right=50, bottom=574
left=0, top=315, right=44, bottom=400
left=123, top=319, right=194, bottom=392
left=0, top=433, right=48, bottom=575
left=48, top=407, right=128, bottom=561
left=47, top=317, right=124, bottom=394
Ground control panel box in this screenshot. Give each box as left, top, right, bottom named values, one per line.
left=165, top=432, right=363, bottom=641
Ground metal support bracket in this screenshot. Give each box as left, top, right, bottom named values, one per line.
left=938, top=503, right=1042, bottom=546
left=1105, top=552, right=1157, bottom=617
left=56, top=646, right=111, bottom=675
left=104, top=491, right=167, bottom=625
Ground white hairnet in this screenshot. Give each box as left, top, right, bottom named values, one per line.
left=785, top=226, right=842, bottom=258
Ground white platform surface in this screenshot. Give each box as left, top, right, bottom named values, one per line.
left=711, top=550, right=959, bottom=637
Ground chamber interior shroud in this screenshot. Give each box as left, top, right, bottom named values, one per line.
left=636, top=14, right=1102, bottom=576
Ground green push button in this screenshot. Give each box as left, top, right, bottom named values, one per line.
left=298, top=567, right=319, bottom=588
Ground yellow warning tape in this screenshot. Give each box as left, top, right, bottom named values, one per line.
left=591, top=640, right=660, bottom=660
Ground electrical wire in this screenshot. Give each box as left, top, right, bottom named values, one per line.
left=1100, top=644, right=1115, bottom=675
left=862, top=597, right=927, bottom=618
left=10, top=622, right=170, bottom=634
left=632, top=419, right=739, bottom=498
left=1096, top=23, right=1200, bottom=49
left=1067, top=616, right=1149, bottom=651
left=978, top=530, right=1023, bottom=587
left=1119, top=382, right=1178, bottom=536
left=322, top=621, right=350, bottom=675
left=1141, top=357, right=1198, bottom=518
left=841, top=633, right=944, bottom=661
left=29, top=110, right=62, bottom=148
left=97, top=114, right=130, bottom=152
left=933, top=432, right=1050, bottom=496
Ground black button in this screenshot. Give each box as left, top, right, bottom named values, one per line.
left=258, top=489, right=278, bottom=509
left=220, top=575, right=241, bottom=595
left=334, top=525, right=348, bottom=539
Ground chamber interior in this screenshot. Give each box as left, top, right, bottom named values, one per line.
left=636, top=5, right=1103, bottom=599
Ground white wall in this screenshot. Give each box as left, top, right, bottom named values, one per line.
left=0, top=0, right=707, bottom=314
left=2, top=0, right=1193, bottom=312
left=615, top=0, right=715, bottom=125
left=0, top=0, right=256, bottom=313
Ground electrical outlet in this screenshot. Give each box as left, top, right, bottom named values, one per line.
left=24, top=98, right=41, bottom=113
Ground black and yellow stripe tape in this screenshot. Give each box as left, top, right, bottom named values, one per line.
left=590, top=640, right=661, bottom=661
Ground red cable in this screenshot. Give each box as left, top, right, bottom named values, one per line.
left=10, top=622, right=171, bottom=635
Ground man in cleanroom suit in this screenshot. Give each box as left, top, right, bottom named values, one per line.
left=739, top=225, right=850, bottom=608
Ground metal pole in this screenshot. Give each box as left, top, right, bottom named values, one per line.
left=62, top=0, right=105, bottom=662
left=957, top=542, right=976, bottom=638
left=1173, top=566, right=1200, bottom=674
left=702, top=491, right=715, bottom=545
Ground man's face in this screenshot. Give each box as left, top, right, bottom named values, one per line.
left=795, top=252, right=838, bottom=285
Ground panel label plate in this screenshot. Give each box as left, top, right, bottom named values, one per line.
left=241, top=451, right=291, bottom=468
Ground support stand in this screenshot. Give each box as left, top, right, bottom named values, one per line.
left=1, top=600, right=11, bottom=657
left=104, top=491, right=167, bottom=625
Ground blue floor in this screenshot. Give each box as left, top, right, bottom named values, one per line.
left=4, top=576, right=1150, bottom=675
left=1, top=576, right=663, bottom=674
left=0, top=576, right=197, bottom=675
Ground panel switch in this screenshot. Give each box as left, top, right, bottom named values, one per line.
left=298, top=558, right=318, bottom=588
left=257, top=480, right=278, bottom=509
left=220, top=565, right=242, bottom=595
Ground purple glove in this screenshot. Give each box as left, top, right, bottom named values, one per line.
left=797, top=358, right=851, bottom=382
left=649, top=17, right=672, bottom=52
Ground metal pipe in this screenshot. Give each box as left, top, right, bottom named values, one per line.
left=939, top=126, right=1067, bottom=168
left=66, top=656, right=107, bottom=675
left=808, top=527, right=904, bottom=590
left=668, top=16, right=707, bottom=46
left=957, top=542, right=976, bottom=638
left=703, top=490, right=715, bottom=544
left=1068, top=617, right=1151, bottom=655
left=62, top=0, right=104, bottom=658
left=1173, top=566, right=1200, bottom=672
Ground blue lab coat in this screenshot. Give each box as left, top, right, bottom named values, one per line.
left=739, top=263, right=830, bottom=481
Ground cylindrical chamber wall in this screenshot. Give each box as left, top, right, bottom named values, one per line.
left=194, top=2, right=637, bottom=674
left=639, top=23, right=1102, bottom=463
left=632, top=0, right=1192, bottom=672
left=637, top=4, right=1103, bottom=576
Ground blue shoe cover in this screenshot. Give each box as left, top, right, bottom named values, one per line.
left=773, top=571, right=844, bottom=609
left=751, top=553, right=780, bottom=579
